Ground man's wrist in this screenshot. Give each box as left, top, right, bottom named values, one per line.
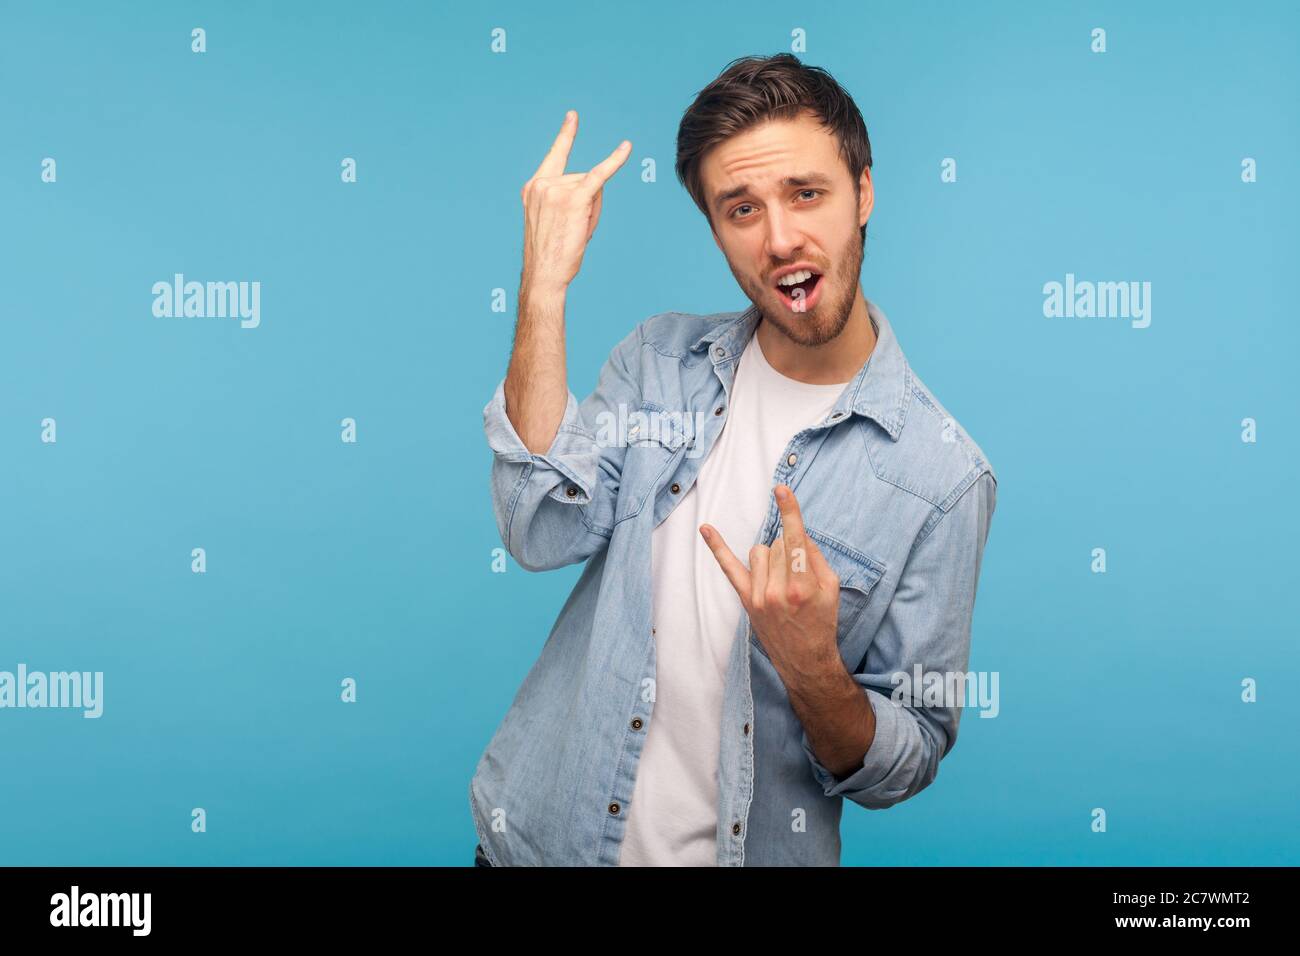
left=778, top=633, right=852, bottom=704
left=520, top=276, right=569, bottom=307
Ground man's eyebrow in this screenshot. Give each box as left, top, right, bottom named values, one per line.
left=712, top=172, right=834, bottom=212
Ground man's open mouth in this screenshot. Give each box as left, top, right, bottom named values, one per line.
left=774, top=269, right=822, bottom=306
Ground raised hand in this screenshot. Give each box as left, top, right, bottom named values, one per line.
left=520, top=110, right=632, bottom=294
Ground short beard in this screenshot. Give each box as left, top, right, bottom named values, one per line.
left=736, top=230, right=863, bottom=348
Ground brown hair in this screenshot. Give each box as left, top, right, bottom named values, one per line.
left=675, top=53, right=872, bottom=245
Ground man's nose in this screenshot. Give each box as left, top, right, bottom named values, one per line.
left=764, top=205, right=804, bottom=260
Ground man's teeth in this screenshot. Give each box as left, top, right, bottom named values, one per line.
left=777, top=269, right=816, bottom=287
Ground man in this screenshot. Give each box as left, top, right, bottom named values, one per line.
left=471, top=53, right=997, bottom=867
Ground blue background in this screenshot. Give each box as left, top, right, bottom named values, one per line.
left=1, top=0, right=1296, bottom=865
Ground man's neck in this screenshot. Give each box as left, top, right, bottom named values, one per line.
left=755, top=285, right=876, bottom=384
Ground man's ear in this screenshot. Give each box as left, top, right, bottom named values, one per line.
left=857, top=166, right=874, bottom=230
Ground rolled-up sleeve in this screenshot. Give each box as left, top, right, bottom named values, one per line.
left=801, top=469, right=997, bottom=809
left=483, top=322, right=643, bottom=572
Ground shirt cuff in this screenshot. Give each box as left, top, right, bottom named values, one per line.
left=800, top=685, right=916, bottom=806
left=482, top=376, right=600, bottom=505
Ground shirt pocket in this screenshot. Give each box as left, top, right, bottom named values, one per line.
left=749, top=526, right=887, bottom=662
left=615, top=400, right=687, bottom=523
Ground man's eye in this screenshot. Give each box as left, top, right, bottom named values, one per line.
left=732, top=204, right=754, bottom=219
left=798, top=189, right=820, bottom=201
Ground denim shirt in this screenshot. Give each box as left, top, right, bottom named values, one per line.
left=471, top=298, right=997, bottom=866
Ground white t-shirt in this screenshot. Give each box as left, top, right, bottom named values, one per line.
left=618, top=327, right=850, bottom=866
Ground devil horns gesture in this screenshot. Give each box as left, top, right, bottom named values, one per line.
left=699, top=484, right=841, bottom=667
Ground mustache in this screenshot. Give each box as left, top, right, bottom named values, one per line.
left=762, top=265, right=833, bottom=292
left=765, top=264, right=828, bottom=280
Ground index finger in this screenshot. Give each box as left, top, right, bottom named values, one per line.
left=534, top=110, right=578, bottom=180
left=700, top=524, right=752, bottom=612
left=580, top=139, right=632, bottom=192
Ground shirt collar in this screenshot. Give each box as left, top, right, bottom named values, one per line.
left=688, top=297, right=910, bottom=441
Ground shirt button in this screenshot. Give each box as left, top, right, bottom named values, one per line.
left=609, top=802, right=621, bottom=815
left=631, top=717, right=643, bottom=730
left=787, top=453, right=797, bottom=466
left=743, top=723, right=750, bottom=735
left=670, top=482, right=681, bottom=494
left=565, top=486, right=578, bottom=498
left=731, top=822, right=742, bottom=836
left=714, top=406, right=725, bottom=416
left=714, top=346, right=726, bottom=358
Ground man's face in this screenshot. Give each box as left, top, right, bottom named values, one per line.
left=700, top=110, right=872, bottom=347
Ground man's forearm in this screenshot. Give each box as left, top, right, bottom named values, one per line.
left=504, top=281, right=569, bottom=455
left=506, top=111, right=630, bottom=455
left=781, top=646, right=876, bottom=780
